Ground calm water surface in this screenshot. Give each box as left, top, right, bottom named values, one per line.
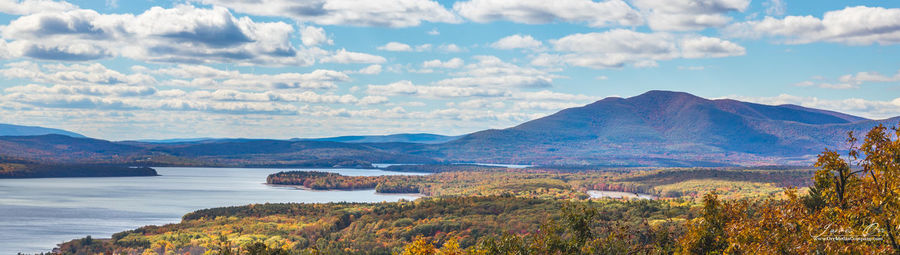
left=0, top=167, right=426, bottom=254
left=587, top=190, right=656, bottom=200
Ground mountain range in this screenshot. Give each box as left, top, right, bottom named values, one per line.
left=131, top=134, right=461, bottom=144
left=409, top=90, right=898, bottom=166
left=299, top=133, right=462, bottom=144
left=0, top=123, right=85, bottom=138
left=0, top=135, right=436, bottom=167
left=1, top=90, right=897, bottom=167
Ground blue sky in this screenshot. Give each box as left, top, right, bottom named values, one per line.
left=0, top=0, right=898, bottom=140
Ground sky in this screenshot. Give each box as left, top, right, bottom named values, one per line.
left=0, top=0, right=898, bottom=140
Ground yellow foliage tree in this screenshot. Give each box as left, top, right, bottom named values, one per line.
left=678, top=123, right=900, bottom=254
left=437, top=238, right=463, bottom=255
left=400, top=236, right=436, bottom=255
left=856, top=125, right=900, bottom=250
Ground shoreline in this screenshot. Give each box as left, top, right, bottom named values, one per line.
left=265, top=183, right=427, bottom=198
left=587, top=190, right=657, bottom=200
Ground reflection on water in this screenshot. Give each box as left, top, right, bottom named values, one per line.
left=0, top=167, right=424, bottom=254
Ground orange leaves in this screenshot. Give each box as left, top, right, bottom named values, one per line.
left=676, top=123, right=900, bottom=254
left=400, top=236, right=437, bottom=255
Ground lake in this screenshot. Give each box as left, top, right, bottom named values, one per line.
left=587, top=190, right=656, bottom=200
left=0, top=167, right=427, bottom=254
left=372, top=163, right=534, bottom=169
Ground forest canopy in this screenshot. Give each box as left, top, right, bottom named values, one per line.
left=57, top=124, right=900, bottom=254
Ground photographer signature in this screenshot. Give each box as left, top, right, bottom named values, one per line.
left=812, top=223, right=885, bottom=241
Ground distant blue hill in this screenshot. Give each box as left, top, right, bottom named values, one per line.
left=3, top=90, right=897, bottom=168
left=0, top=123, right=84, bottom=138
left=300, top=133, right=462, bottom=144
left=130, top=133, right=461, bottom=145
left=0, top=134, right=436, bottom=166
left=129, top=138, right=221, bottom=144
left=414, top=90, right=897, bottom=166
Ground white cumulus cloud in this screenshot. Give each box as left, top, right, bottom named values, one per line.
left=0, top=0, right=76, bottom=15
left=320, top=49, right=386, bottom=64
left=153, top=64, right=350, bottom=90
left=453, top=0, right=642, bottom=27
left=422, top=58, right=464, bottom=69
left=491, top=34, right=543, bottom=50
left=725, top=6, right=900, bottom=45
left=681, top=36, right=746, bottom=58
left=543, top=29, right=744, bottom=69
left=730, top=94, right=900, bottom=119
left=631, top=0, right=750, bottom=31
left=300, top=25, right=332, bottom=46
left=377, top=42, right=413, bottom=52
left=1, top=5, right=315, bottom=65
left=196, top=0, right=460, bottom=27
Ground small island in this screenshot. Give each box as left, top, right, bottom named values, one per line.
left=267, top=171, right=421, bottom=193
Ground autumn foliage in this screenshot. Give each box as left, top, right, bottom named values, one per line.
left=679, top=123, right=900, bottom=254
left=57, top=123, right=900, bottom=254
